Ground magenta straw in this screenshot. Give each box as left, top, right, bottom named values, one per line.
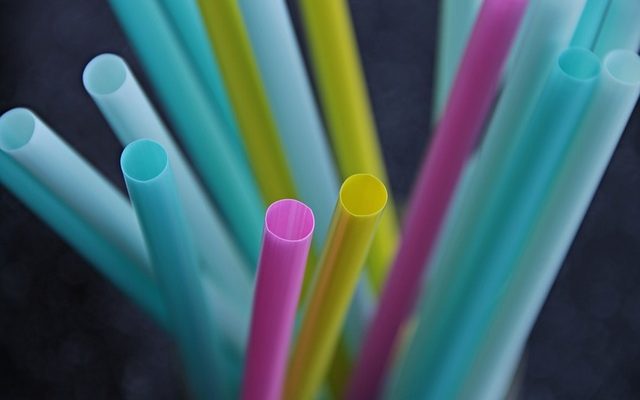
left=241, top=199, right=314, bottom=400
left=347, top=0, right=529, bottom=398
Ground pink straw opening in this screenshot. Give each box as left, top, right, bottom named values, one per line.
left=265, top=199, right=315, bottom=243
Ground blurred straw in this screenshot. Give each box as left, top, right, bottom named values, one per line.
left=593, top=0, right=640, bottom=56
left=459, top=49, right=640, bottom=400
left=196, top=0, right=297, bottom=204
left=242, top=200, right=314, bottom=400
left=389, top=48, right=601, bottom=400
left=298, top=0, right=398, bottom=291
left=108, top=0, right=264, bottom=264
left=121, top=139, right=227, bottom=399
left=348, top=1, right=528, bottom=397
left=571, top=0, right=611, bottom=48
left=284, top=174, right=387, bottom=400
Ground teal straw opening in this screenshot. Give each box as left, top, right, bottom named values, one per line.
left=0, top=108, right=35, bottom=151
left=605, top=49, right=640, bottom=85
left=83, top=54, right=127, bottom=96
left=558, top=48, right=601, bottom=81
left=121, top=139, right=168, bottom=183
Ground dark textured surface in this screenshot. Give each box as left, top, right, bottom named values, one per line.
left=0, top=0, right=639, bottom=398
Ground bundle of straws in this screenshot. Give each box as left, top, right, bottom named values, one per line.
left=1, top=0, right=640, bottom=398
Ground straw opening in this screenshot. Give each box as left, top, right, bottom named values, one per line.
left=83, top=54, right=128, bottom=96
left=265, top=199, right=315, bottom=242
left=558, top=48, right=601, bottom=81
left=121, top=139, right=168, bottom=182
left=604, top=50, right=640, bottom=86
left=0, top=108, right=36, bottom=151
left=339, top=174, right=388, bottom=217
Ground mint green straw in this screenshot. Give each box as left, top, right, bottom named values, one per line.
left=108, top=0, right=264, bottom=265
left=433, top=0, right=483, bottom=121
left=388, top=48, right=600, bottom=400
left=155, top=0, right=244, bottom=159
left=459, top=49, right=640, bottom=400
left=571, top=0, right=611, bottom=48
left=121, top=139, right=228, bottom=400
left=83, top=54, right=253, bottom=316
left=593, top=0, right=640, bottom=56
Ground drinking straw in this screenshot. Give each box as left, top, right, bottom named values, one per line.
left=348, top=1, right=528, bottom=398
left=237, top=0, right=339, bottom=247
left=284, top=174, right=387, bottom=400
left=593, top=0, right=640, bottom=56
left=83, top=53, right=254, bottom=312
left=242, top=200, right=314, bottom=400
left=196, top=0, right=297, bottom=205
left=0, top=151, right=168, bottom=329
left=459, top=49, right=640, bottom=400
left=155, top=0, right=244, bottom=159
left=433, top=0, right=484, bottom=121
left=571, top=0, right=611, bottom=48
left=108, top=0, right=264, bottom=265
left=298, top=0, right=399, bottom=291
left=121, top=139, right=227, bottom=400
left=388, top=48, right=601, bottom=400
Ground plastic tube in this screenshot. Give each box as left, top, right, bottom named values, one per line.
left=433, top=0, right=484, bottom=121
left=121, top=139, right=227, bottom=400
left=196, top=0, right=297, bottom=205
left=348, top=2, right=529, bottom=398
left=298, top=0, right=399, bottom=291
left=571, top=0, right=611, bottom=48
left=388, top=48, right=601, bottom=400
left=237, top=0, right=338, bottom=247
left=593, top=0, right=640, bottom=56
left=242, top=200, right=314, bottom=400
left=108, top=0, right=264, bottom=264
left=155, top=0, right=243, bottom=158
left=284, top=174, right=388, bottom=400
left=83, top=54, right=254, bottom=311
left=459, top=49, right=640, bottom=400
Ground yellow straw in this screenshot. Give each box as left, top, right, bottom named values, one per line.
left=284, top=174, right=387, bottom=400
left=299, top=0, right=398, bottom=291
left=196, top=0, right=297, bottom=204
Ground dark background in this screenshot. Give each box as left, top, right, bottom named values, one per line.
left=1, top=0, right=639, bottom=398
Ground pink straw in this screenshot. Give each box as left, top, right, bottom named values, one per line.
left=347, top=0, right=529, bottom=398
left=241, top=199, right=314, bottom=400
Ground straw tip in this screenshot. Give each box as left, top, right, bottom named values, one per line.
left=340, top=174, right=388, bottom=218
left=120, top=139, right=169, bottom=183
left=265, top=199, right=315, bottom=243
left=83, top=53, right=128, bottom=96
left=0, top=107, right=37, bottom=152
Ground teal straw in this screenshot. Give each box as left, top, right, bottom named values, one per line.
left=388, top=48, right=601, bottom=400
left=0, top=151, right=168, bottom=329
left=155, top=0, right=244, bottom=159
left=459, top=49, right=640, bottom=400
left=571, top=0, right=611, bottom=48
left=121, top=139, right=228, bottom=400
left=108, top=0, right=264, bottom=265
left=593, top=0, right=640, bottom=56
left=433, top=0, right=484, bottom=121
left=83, top=54, right=253, bottom=315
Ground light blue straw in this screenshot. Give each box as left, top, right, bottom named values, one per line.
left=571, top=0, right=612, bottom=48
left=593, top=0, right=640, bottom=56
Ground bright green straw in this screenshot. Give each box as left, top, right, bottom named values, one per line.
left=108, top=0, right=264, bottom=265
left=155, top=0, right=244, bottom=159
left=459, top=49, right=640, bottom=400
left=388, top=48, right=601, bottom=400
left=121, top=139, right=227, bottom=400
left=433, top=0, right=483, bottom=121
left=571, top=0, right=611, bottom=48
left=593, top=0, right=640, bottom=56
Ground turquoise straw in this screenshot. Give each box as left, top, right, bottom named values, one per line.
left=83, top=54, right=253, bottom=315
left=433, top=0, right=484, bottom=121
left=593, top=0, right=640, bottom=56
left=459, top=49, right=640, bottom=400
left=121, top=139, right=228, bottom=400
left=571, top=0, right=611, bottom=48
left=0, top=151, right=168, bottom=329
left=108, top=0, right=264, bottom=265
left=155, top=0, right=244, bottom=159
left=388, top=48, right=600, bottom=400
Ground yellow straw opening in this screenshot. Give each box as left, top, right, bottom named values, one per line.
left=339, top=174, right=388, bottom=218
